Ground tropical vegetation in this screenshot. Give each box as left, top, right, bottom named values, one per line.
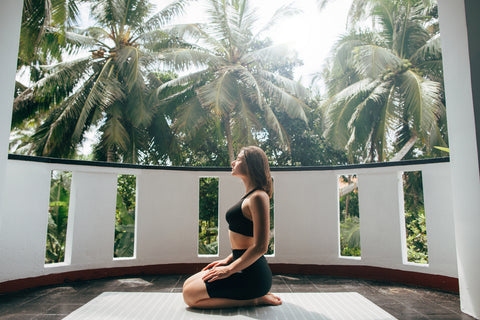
left=13, top=0, right=193, bottom=163
left=13, top=0, right=439, bottom=264
left=46, top=170, right=71, bottom=264
left=156, top=0, right=309, bottom=162
left=318, top=0, right=447, bottom=163
left=115, top=174, right=137, bottom=258
left=403, top=171, right=428, bottom=263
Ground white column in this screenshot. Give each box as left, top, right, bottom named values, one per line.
left=0, top=1, right=23, bottom=227
left=438, top=0, right=480, bottom=318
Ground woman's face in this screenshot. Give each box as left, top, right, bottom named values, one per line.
left=231, top=151, right=248, bottom=177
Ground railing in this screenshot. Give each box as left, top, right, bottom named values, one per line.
left=0, top=155, right=457, bottom=291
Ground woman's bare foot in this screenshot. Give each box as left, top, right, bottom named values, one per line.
left=255, top=293, right=282, bottom=306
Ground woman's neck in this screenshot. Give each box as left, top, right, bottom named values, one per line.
left=241, top=177, right=256, bottom=194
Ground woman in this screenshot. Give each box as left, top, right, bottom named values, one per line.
left=182, top=146, right=282, bottom=309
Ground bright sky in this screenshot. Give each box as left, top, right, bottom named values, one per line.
left=254, top=0, right=353, bottom=87
left=78, top=0, right=353, bottom=88
left=157, top=0, right=353, bottom=88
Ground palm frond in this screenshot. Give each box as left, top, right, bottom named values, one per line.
left=172, top=96, right=209, bottom=137
left=196, top=69, right=237, bottom=115
left=155, top=68, right=205, bottom=98
left=262, top=104, right=290, bottom=148
left=63, top=29, right=103, bottom=49
left=232, top=66, right=263, bottom=108
left=399, top=70, right=442, bottom=136
left=159, top=47, right=218, bottom=71
left=323, top=78, right=381, bottom=148
left=206, top=0, right=235, bottom=51
left=101, top=104, right=131, bottom=152
left=166, top=23, right=227, bottom=54
left=230, top=96, right=255, bottom=147
left=72, top=59, right=124, bottom=143
left=258, top=77, right=308, bottom=123
left=242, top=43, right=291, bottom=66
left=12, top=56, right=93, bottom=125
left=115, top=46, right=140, bottom=91
left=410, top=34, right=441, bottom=64
left=141, top=0, right=194, bottom=32
left=259, top=69, right=307, bottom=99
left=353, top=45, right=403, bottom=78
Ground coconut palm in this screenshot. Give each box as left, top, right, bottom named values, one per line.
left=18, top=0, right=80, bottom=70
left=12, top=0, right=193, bottom=163
left=319, top=0, right=447, bottom=162
left=12, top=0, right=81, bottom=148
left=156, top=0, right=309, bottom=162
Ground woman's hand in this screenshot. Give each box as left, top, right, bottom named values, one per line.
left=201, top=257, right=231, bottom=271
left=202, top=266, right=232, bottom=283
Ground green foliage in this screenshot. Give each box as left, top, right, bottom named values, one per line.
left=198, top=177, right=219, bottom=255
left=339, top=176, right=359, bottom=221
left=261, top=106, right=348, bottom=166
left=405, top=207, right=428, bottom=264
left=321, top=0, right=447, bottom=163
left=158, top=0, right=309, bottom=162
left=340, top=217, right=361, bottom=257
left=46, top=171, right=71, bottom=264
left=403, top=171, right=428, bottom=264
left=13, top=0, right=189, bottom=163
left=114, top=174, right=136, bottom=258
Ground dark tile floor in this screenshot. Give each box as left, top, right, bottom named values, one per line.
left=0, top=274, right=475, bottom=319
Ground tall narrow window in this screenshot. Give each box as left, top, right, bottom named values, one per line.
left=46, top=170, right=72, bottom=264
left=338, top=174, right=360, bottom=257
left=402, top=171, right=428, bottom=264
left=199, top=177, right=219, bottom=255
left=114, top=174, right=137, bottom=258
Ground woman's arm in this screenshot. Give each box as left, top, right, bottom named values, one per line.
left=202, top=254, right=233, bottom=271
left=202, top=191, right=270, bottom=282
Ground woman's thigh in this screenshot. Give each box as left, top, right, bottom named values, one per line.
left=183, top=270, right=207, bottom=288
left=183, top=272, right=210, bottom=305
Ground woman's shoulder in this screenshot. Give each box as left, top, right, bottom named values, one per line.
left=247, top=189, right=269, bottom=203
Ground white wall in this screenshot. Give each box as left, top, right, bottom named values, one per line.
left=438, top=0, right=480, bottom=317
left=0, top=159, right=457, bottom=284
left=0, top=0, right=23, bottom=235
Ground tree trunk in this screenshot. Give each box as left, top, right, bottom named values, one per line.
left=107, top=145, right=114, bottom=162
left=391, top=135, right=418, bottom=161
left=344, top=176, right=352, bottom=220
left=224, top=115, right=235, bottom=163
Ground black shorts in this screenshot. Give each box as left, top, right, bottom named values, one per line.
left=204, top=249, right=272, bottom=300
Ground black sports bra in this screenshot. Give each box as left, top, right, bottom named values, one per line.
left=225, top=189, right=258, bottom=237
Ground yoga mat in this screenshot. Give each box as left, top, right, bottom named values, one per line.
left=63, top=292, right=397, bottom=320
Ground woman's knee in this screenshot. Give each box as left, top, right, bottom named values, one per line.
left=182, top=277, right=209, bottom=308
left=182, top=283, right=195, bottom=307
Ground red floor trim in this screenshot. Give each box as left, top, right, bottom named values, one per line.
left=0, top=263, right=458, bottom=294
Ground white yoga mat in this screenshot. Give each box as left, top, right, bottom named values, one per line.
left=63, top=292, right=397, bottom=320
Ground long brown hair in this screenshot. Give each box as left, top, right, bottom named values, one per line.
left=241, top=146, right=273, bottom=198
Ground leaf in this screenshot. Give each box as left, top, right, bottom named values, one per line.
left=433, top=146, right=449, bottom=153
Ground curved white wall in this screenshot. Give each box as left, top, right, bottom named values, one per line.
left=0, top=159, right=457, bottom=284
left=0, top=0, right=22, bottom=237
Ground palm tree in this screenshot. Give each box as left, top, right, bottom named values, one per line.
left=156, top=0, right=309, bottom=162
left=17, top=0, right=80, bottom=70
left=318, top=0, right=447, bottom=162
left=13, top=0, right=191, bottom=163
left=12, top=0, right=81, bottom=150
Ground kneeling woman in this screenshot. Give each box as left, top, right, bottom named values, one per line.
left=182, top=146, right=282, bottom=309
